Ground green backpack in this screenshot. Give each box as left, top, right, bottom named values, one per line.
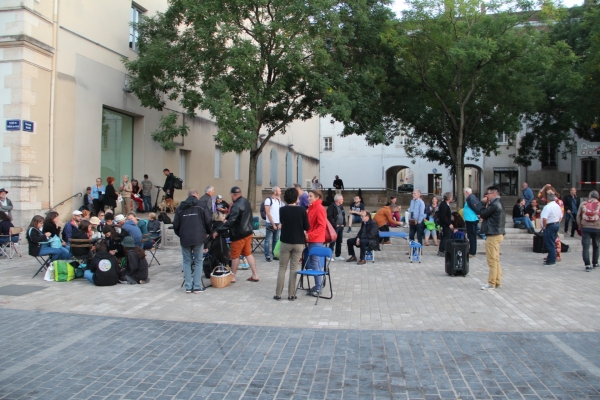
left=53, top=260, right=75, bottom=282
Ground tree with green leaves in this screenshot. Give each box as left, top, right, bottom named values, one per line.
left=124, top=0, right=390, bottom=209
left=332, top=0, right=575, bottom=206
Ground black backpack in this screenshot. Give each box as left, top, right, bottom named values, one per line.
left=260, top=198, right=273, bottom=220
left=158, top=212, right=172, bottom=224
left=173, top=176, right=183, bottom=190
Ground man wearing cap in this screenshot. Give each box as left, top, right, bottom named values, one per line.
left=215, top=195, right=230, bottom=214
left=62, top=210, right=83, bottom=242
left=0, top=188, right=13, bottom=219
left=215, top=187, right=259, bottom=283
left=173, top=189, right=212, bottom=293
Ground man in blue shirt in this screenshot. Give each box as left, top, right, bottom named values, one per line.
left=294, top=184, right=309, bottom=209
left=408, top=190, right=426, bottom=245
left=118, top=214, right=142, bottom=248
left=522, top=182, right=534, bottom=208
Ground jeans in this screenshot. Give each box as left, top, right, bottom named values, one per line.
left=276, top=242, right=303, bottom=297
left=38, top=246, right=70, bottom=262
left=264, top=224, right=281, bottom=260
left=0, top=236, right=19, bottom=244
left=485, top=234, right=504, bottom=286
left=84, top=269, right=95, bottom=284
left=409, top=222, right=424, bottom=245
left=513, top=216, right=533, bottom=230
left=424, top=229, right=437, bottom=240
left=582, top=231, right=600, bottom=266
left=143, top=195, right=152, bottom=212
left=564, top=211, right=577, bottom=235
left=544, top=223, right=560, bottom=264
left=329, top=226, right=344, bottom=257
left=307, top=242, right=324, bottom=290
left=182, top=244, right=205, bottom=291
left=347, top=237, right=368, bottom=260
left=465, top=221, right=478, bottom=255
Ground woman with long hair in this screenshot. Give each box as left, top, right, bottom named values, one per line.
left=274, top=187, right=309, bottom=301
left=130, top=179, right=144, bottom=213
left=0, top=211, right=18, bottom=246
left=104, top=177, right=118, bottom=212
left=305, top=189, right=327, bottom=297
left=121, top=236, right=149, bottom=284
left=26, top=215, right=70, bottom=261
left=423, top=196, right=439, bottom=246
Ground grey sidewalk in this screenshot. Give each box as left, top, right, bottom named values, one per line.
left=0, top=309, right=599, bottom=400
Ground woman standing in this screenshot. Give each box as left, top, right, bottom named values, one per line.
left=130, top=179, right=144, bottom=213
left=104, top=177, right=118, bottom=213
left=305, top=190, right=327, bottom=297
left=274, top=188, right=309, bottom=301
left=423, top=197, right=439, bottom=246
left=120, top=175, right=133, bottom=215
left=91, top=178, right=105, bottom=216
left=26, top=215, right=70, bottom=262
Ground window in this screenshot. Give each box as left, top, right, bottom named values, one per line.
left=179, top=150, right=189, bottom=187
left=396, top=136, right=407, bottom=146
left=101, top=108, right=132, bottom=183
left=129, top=5, right=143, bottom=51
left=540, top=145, right=557, bottom=169
left=323, top=137, right=332, bottom=151
left=497, top=133, right=508, bottom=144
left=214, top=148, right=221, bottom=178
left=286, top=152, right=293, bottom=187
left=297, top=155, right=303, bottom=186
left=270, top=148, right=278, bottom=186
left=235, top=152, right=240, bottom=180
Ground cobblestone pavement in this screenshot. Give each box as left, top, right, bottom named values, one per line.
left=0, top=309, right=599, bottom=400
left=1, top=241, right=600, bottom=399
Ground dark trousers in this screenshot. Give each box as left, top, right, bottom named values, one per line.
left=329, top=226, right=344, bottom=257
left=93, top=199, right=103, bottom=215
left=582, top=231, right=600, bottom=266
left=379, top=225, right=389, bottom=243
left=438, top=226, right=452, bottom=253
left=564, top=212, right=577, bottom=235
left=544, top=223, right=560, bottom=263
left=347, top=237, right=368, bottom=260
left=465, top=221, right=478, bottom=255
left=409, top=222, right=424, bottom=245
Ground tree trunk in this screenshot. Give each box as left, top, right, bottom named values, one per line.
left=247, top=149, right=259, bottom=212
left=455, top=161, right=465, bottom=209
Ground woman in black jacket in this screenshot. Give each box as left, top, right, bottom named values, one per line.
left=275, top=188, right=309, bottom=301
left=0, top=211, right=17, bottom=246
left=43, top=212, right=62, bottom=239
left=122, top=236, right=149, bottom=284
left=26, top=215, right=70, bottom=261
left=104, top=176, right=118, bottom=212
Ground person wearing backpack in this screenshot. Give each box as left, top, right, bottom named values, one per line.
left=263, top=187, right=282, bottom=262
left=577, top=190, right=600, bottom=272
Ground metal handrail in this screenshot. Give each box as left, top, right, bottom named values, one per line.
left=45, top=192, right=82, bottom=214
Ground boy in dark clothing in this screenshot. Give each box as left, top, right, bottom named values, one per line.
left=84, top=242, right=121, bottom=286
left=346, top=212, right=379, bottom=265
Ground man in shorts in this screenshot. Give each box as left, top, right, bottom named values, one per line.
left=215, top=187, right=259, bottom=283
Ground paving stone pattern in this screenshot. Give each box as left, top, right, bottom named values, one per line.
left=0, top=309, right=599, bottom=400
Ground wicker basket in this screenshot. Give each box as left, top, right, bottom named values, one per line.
left=210, top=266, right=232, bottom=288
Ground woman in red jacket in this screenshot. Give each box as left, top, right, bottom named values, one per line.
left=305, top=190, right=327, bottom=296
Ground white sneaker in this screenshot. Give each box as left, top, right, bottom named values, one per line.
left=336, top=256, right=345, bottom=261
left=481, top=283, right=495, bottom=290
left=329, top=257, right=335, bottom=262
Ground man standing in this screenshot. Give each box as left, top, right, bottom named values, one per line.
left=263, top=187, right=282, bottom=262
left=62, top=210, right=83, bottom=242
left=173, top=189, right=212, bottom=293
left=216, top=187, right=259, bottom=282
left=162, top=168, right=175, bottom=199
left=0, top=188, right=13, bottom=219
left=199, top=186, right=216, bottom=215
left=522, top=182, right=534, bottom=208
left=327, top=194, right=346, bottom=261
left=437, top=192, right=453, bottom=257
left=347, top=196, right=365, bottom=233
left=577, top=190, right=600, bottom=272
left=479, top=186, right=506, bottom=290
left=540, top=192, right=563, bottom=266
left=463, top=187, right=481, bottom=258
left=333, top=175, right=344, bottom=195
left=408, top=190, right=426, bottom=245
left=563, top=187, right=580, bottom=237
left=141, top=174, right=153, bottom=212
left=294, top=184, right=309, bottom=209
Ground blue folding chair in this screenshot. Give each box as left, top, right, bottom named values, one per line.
left=295, top=246, right=333, bottom=305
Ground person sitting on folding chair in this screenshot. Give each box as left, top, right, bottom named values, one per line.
left=346, top=211, right=379, bottom=265
left=0, top=211, right=19, bottom=257
left=26, top=215, right=70, bottom=262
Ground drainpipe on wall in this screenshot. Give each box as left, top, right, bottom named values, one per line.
left=48, top=0, right=60, bottom=208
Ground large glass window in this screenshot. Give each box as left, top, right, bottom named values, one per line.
left=130, top=6, right=143, bottom=50
left=101, top=108, right=133, bottom=183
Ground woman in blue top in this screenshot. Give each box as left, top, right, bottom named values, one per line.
left=463, top=188, right=481, bottom=257
left=92, top=177, right=105, bottom=216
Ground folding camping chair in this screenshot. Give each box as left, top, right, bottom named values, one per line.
left=142, top=234, right=160, bottom=267
left=0, top=227, right=22, bottom=259
left=295, top=246, right=333, bottom=305
left=32, top=254, right=52, bottom=279
left=68, top=238, right=93, bottom=265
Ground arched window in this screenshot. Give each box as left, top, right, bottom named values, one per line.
left=297, top=155, right=303, bottom=187
left=256, top=153, right=263, bottom=186
left=269, top=148, right=278, bottom=186
left=286, top=152, right=293, bottom=187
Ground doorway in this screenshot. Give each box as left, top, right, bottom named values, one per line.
left=101, top=108, right=133, bottom=183
left=493, top=168, right=518, bottom=196
left=428, top=174, right=442, bottom=196
left=581, top=158, right=597, bottom=192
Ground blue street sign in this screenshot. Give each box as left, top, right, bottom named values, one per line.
left=22, top=120, right=34, bottom=132
left=6, top=120, right=20, bottom=131
left=432, top=168, right=438, bottom=173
